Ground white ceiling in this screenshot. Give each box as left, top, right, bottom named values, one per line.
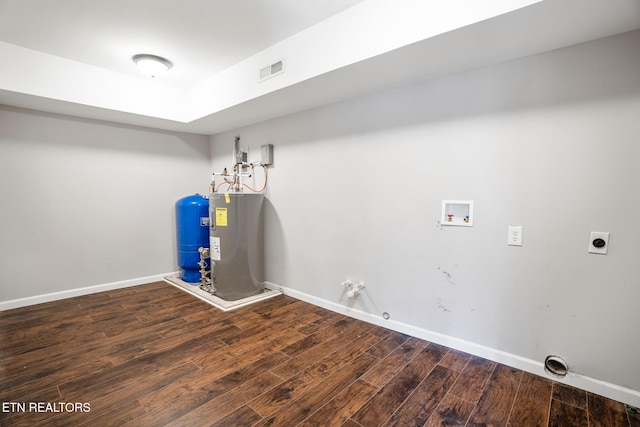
left=0, top=0, right=365, bottom=89
left=1, top=0, right=640, bottom=135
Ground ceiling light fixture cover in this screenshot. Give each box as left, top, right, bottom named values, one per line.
left=132, top=54, right=172, bottom=77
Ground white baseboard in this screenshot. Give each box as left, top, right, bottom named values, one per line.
left=0, top=272, right=178, bottom=311
left=265, top=281, right=640, bottom=408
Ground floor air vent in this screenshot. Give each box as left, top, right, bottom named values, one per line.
left=259, top=60, right=285, bottom=82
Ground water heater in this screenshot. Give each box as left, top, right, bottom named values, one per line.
left=209, top=192, right=265, bottom=300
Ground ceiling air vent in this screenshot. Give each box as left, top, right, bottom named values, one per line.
left=259, top=60, right=285, bottom=82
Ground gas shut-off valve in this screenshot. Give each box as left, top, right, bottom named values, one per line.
left=342, top=280, right=365, bottom=299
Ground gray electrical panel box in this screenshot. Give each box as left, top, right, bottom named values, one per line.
left=235, top=151, right=247, bottom=164
left=261, top=144, right=273, bottom=166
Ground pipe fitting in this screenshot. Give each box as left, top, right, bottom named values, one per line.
left=342, top=280, right=365, bottom=299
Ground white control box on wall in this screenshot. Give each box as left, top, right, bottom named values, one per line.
left=441, top=200, right=474, bottom=226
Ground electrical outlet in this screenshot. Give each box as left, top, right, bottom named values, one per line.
left=588, top=231, right=609, bottom=254
left=508, top=226, right=523, bottom=246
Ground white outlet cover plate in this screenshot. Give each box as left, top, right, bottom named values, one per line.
left=508, top=226, right=523, bottom=246
left=588, top=231, right=610, bottom=254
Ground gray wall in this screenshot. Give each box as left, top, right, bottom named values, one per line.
left=211, top=30, right=640, bottom=394
left=0, top=107, right=210, bottom=302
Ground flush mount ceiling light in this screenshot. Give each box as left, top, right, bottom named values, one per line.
left=132, top=54, right=172, bottom=77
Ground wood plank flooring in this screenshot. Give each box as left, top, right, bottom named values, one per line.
left=1, top=282, right=638, bottom=426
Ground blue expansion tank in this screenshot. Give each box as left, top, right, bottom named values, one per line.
left=175, top=194, right=210, bottom=283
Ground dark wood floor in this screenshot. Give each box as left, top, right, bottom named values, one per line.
left=1, top=282, right=638, bottom=426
